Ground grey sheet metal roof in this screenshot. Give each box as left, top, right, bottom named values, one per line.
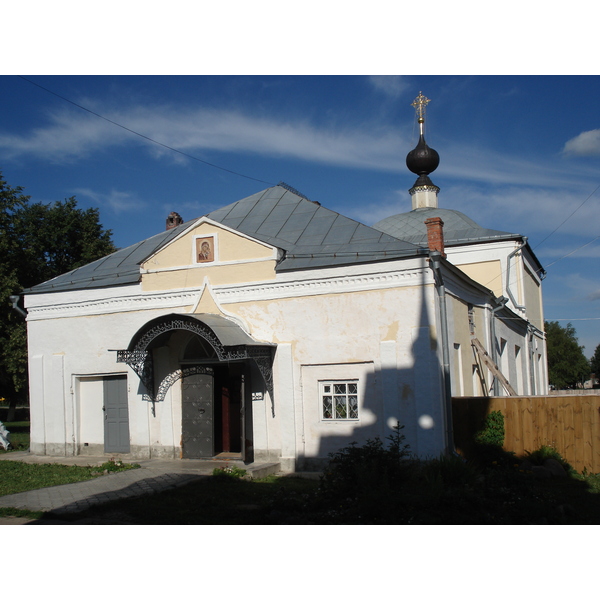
left=373, top=207, right=521, bottom=246
left=188, top=314, right=275, bottom=347
left=24, top=185, right=424, bottom=294
left=130, top=313, right=274, bottom=350
left=23, top=219, right=197, bottom=294
left=207, top=185, right=424, bottom=271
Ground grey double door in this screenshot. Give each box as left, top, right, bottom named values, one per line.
left=181, top=366, right=247, bottom=459
left=182, top=371, right=215, bottom=458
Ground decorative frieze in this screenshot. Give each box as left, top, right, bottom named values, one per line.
left=26, top=265, right=431, bottom=320
left=216, top=267, right=429, bottom=303
left=26, top=289, right=199, bottom=321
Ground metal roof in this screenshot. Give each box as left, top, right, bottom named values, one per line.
left=23, top=219, right=197, bottom=294
left=188, top=314, right=275, bottom=347
left=207, top=186, right=424, bottom=271
left=373, top=207, right=521, bottom=246
left=24, top=185, right=424, bottom=294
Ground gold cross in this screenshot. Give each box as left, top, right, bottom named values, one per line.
left=411, top=92, right=431, bottom=134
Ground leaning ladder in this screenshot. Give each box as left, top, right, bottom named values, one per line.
left=471, top=337, right=517, bottom=396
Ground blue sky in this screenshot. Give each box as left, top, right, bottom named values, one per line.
left=1, top=74, right=599, bottom=358
left=3, top=0, right=599, bottom=362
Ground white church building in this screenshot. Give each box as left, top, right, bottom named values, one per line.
left=21, top=94, right=547, bottom=471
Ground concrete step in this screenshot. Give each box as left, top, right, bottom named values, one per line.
left=244, top=462, right=281, bottom=479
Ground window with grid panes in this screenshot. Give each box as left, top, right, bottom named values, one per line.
left=320, top=380, right=359, bottom=420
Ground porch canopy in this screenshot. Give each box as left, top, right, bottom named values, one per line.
left=115, top=313, right=275, bottom=407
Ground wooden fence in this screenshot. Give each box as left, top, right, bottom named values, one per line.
left=452, top=395, right=600, bottom=474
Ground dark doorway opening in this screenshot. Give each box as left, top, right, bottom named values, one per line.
left=214, top=364, right=243, bottom=455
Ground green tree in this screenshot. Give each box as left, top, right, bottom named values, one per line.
left=0, top=173, right=117, bottom=416
left=14, top=196, right=115, bottom=289
left=0, top=175, right=31, bottom=408
left=590, top=343, right=600, bottom=378
left=545, top=321, right=590, bottom=389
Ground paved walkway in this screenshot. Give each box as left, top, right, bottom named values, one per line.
left=0, top=452, right=280, bottom=524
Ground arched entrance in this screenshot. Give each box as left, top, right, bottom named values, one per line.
left=179, top=334, right=245, bottom=458
left=115, top=313, right=275, bottom=461
left=179, top=363, right=246, bottom=458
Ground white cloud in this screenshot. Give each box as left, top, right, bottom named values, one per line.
left=435, top=141, right=598, bottom=190
left=368, top=76, right=410, bottom=99
left=551, top=272, right=600, bottom=302
left=445, top=183, right=600, bottom=239
left=0, top=103, right=408, bottom=172
left=353, top=181, right=600, bottom=242
left=346, top=191, right=405, bottom=225
left=72, top=188, right=146, bottom=214
left=151, top=108, right=404, bottom=170
left=0, top=109, right=129, bottom=162
left=563, top=129, right=600, bottom=156
left=2, top=100, right=599, bottom=212
left=537, top=240, right=600, bottom=260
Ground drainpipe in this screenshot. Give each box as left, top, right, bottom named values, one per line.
left=528, top=325, right=536, bottom=395
left=425, top=217, right=454, bottom=454
left=428, top=251, right=454, bottom=454
left=9, top=295, right=27, bottom=318
left=490, top=296, right=508, bottom=396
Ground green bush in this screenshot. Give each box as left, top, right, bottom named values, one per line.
left=420, top=453, right=479, bottom=489
left=319, top=423, right=413, bottom=503
left=525, top=445, right=575, bottom=474
left=475, top=410, right=505, bottom=447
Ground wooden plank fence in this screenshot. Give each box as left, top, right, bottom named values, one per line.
left=452, top=395, right=600, bottom=474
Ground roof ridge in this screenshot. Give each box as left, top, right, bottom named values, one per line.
left=277, top=181, right=316, bottom=203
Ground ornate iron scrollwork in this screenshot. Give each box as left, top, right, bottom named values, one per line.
left=156, top=366, right=214, bottom=402
left=115, top=316, right=275, bottom=414
left=117, top=349, right=154, bottom=396
left=248, top=346, right=275, bottom=417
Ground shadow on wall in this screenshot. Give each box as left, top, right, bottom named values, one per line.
left=297, top=263, right=450, bottom=471
left=451, top=396, right=492, bottom=460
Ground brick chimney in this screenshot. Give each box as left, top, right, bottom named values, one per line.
left=424, top=217, right=446, bottom=258
left=166, top=212, right=183, bottom=231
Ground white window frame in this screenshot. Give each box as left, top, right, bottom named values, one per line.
left=319, top=379, right=359, bottom=421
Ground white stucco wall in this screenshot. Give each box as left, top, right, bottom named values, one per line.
left=25, top=218, right=548, bottom=469
left=25, top=252, right=454, bottom=466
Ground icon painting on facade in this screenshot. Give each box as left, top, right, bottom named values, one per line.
left=196, top=236, right=215, bottom=263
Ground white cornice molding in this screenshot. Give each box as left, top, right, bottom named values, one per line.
left=26, top=261, right=433, bottom=321
left=216, top=266, right=430, bottom=304
left=25, top=289, right=199, bottom=321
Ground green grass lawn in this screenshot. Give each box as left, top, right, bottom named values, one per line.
left=41, top=473, right=322, bottom=525
left=34, top=465, right=600, bottom=525
left=2, top=457, right=600, bottom=525
left=2, top=418, right=600, bottom=525
left=0, top=459, right=141, bottom=522
left=0, top=460, right=140, bottom=497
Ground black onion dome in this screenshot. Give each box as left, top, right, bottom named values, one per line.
left=406, top=134, right=440, bottom=176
